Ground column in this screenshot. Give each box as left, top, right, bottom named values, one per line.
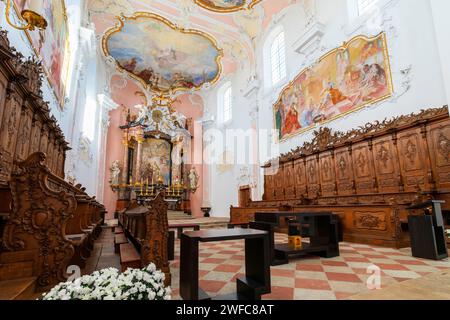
left=121, top=132, right=129, bottom=185
left=135, top=132, right=144, bottom=183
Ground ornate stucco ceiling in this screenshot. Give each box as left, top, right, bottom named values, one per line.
left=88, top=0, right=305, bottom=95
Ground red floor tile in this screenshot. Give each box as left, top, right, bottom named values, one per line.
left=214, top=264, right=242, bottom=273
left=202, top=258, right=227, bottom=264
left=322, top=261, right=349, bottom=267
left=263, top=286, right=294, bottom=300
left=295, top=278, right=332, bottom=290
left=362, top=254, right=387, bottom=259
left=271, top=269, right=296, bottom=278
left=326, top=272, right=362, bottom=283
left=296, top=264, right=324, bottom=272
left=199, top=270, right=210, bottom=277
left=334, top=292, right=354, bottom=300
left=376, top=263, right=409, bottom=271
left=394, top=260, right=427, bottom=266
left=198, top=280, right=227, bottom=293
left=344, top=257, right=371, bottom=263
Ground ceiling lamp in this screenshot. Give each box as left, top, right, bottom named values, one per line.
left=4, top=0, right=48, bottom=31
left=194, top=0, right=262, bottom=13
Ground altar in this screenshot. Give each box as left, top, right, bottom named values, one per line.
left=109, top=95, right=199, bottom=213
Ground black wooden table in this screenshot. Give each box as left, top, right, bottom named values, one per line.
left=250, top=212, right=340, bottom=266
left=180, top=229, right=271, bottom=300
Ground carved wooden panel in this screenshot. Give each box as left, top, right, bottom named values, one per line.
left=29, top=119, right=42, bottom=155
left=51, top=143, right=60, bottom=173
left=428, top=121, right=450, bottom=189
left=353, top=211, right=387, bottom=231
left=372, top=137, right=400, bottom=193
left=319, top=151, right=336, bottom=197
left=0, top=87, right=23, bottom=157
left=39, top=125, right=49, bottom=155
left=397, top=128, right=430, bottom=192
left=0, top=71, right=7, bottom=133
left=274, top=165, right=285, bottom=200
left=15, top=105, right=33, bottom=161
left=46, top=133, right=55, bottom=168
left=283, top=162, right=295, bottom=199
left=335, top=146, right=355, bottom=196
left=306, top=155, right=320, bottom=198
left=352, top=141, right=376, bottom=194
left=294, top=158, right=307, bottom=197
left=264, top=170, right=274, bottom=200
left=238, top=186, right=251, bottom=207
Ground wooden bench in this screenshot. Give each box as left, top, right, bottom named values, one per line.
left=169, top=223, right=200, bottom=239
left=114, top=226, right=124, bottom=234
left=227, top=222, right=250, bottom=229
left=114, top=233, right=128, bottom=254
left=119, top=243, right=141, bottom=272
left=117, top=193, right=171, bottom=286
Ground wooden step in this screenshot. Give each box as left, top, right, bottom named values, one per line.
left=114, top=233, right=129, bottom=253
left=119, top=243, right=141, bottom=272
left=0, top=277, right=37, bottom=300
left=114, top=226, right=124, bottom=234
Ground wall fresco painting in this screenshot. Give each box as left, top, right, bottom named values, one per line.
left=274, top=33, right=393, bottom=142
left=103, top=12, right=223, bottom=94
left=194, top=0, right=262, bottom=12
left=14, top=0, right=70, bottom=107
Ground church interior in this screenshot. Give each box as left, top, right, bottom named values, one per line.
left=0, top=0, right=450, bottom=301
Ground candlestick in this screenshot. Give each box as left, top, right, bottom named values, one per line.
left=140, top=179, right=143, bottom=196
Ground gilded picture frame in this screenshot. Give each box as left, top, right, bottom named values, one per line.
left=102, top=12, right=224, bottom=95
left=194, top=0, right=262, bottom=13
left=12, top=0, right=71, bottom=109
left=273, top=32, right=394, bottom=143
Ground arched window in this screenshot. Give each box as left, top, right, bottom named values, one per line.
left=270, top=31, right=287, bottom=86
left=217, top=81, right=233, bottom=125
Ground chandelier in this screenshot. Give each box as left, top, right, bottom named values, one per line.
left=3, top=0, right=47, bottom=31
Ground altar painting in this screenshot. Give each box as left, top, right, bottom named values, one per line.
left=141, top=138, right=172, bottom=185
left=274, top=33, right=393, bottom=142
left=14, top=0, right=70, bottom=107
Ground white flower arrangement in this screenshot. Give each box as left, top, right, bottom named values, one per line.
left=42, top=264, right=171, bottom=300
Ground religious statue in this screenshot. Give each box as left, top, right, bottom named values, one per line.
left=189, top=167, right=199, bottom=193
left=109, top=160, right=121, bottom=186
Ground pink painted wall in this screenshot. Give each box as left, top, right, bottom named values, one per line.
left=102, top=77, right=206, bottom=218
left=103, top=77, right=143, bottom=219
left=173, top=94, right=205, bottom=217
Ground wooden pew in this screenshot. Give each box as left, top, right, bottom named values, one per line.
left=117, top=193, right=171, bottom=286
left=1, top=153, right=77, bottom=291
left=0, top=153, right=106, bottom=292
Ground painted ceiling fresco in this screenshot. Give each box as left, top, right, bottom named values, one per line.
left=194, top=0, right=262, bottom=12
left=103, top=13, right=223, bottom=93
left=89, top=0, right=305, bottom=96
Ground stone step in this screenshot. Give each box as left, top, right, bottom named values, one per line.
left=0, top=277, right=37, bottom=300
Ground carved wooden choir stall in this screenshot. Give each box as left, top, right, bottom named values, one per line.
left=231, top=106, right=450, bottom=248
left=116, top=193, right=171, bottom=286
left=0, top=29, right=106, bottom=298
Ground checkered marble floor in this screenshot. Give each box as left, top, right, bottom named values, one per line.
left=169, top=233, right=450, bottom=300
